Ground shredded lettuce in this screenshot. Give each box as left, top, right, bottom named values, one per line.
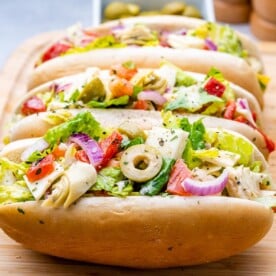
left=43, top=111, right=104, bottom=147
left=180, top=118, right=206, bottom=150
left=121, top=137, right=145, bottom=149
left=87, top=96, right=129, bottom=108
left=91, top=167, right=133, bottom=197
left=205, top=130, right=253, bottom=166
left=182, top=140, right=202, bottom=169
left=0, top=181, right=34, bottom=204
left=63, top=35, right=125, bottom=55
left=175, top=70, right=198, bottom=87
left=189, top=22, right=247, bottom=58
left=257, top=74, right=270, bottom=91
left=0, top=158, right=32, bottom=204
left=165, top=86, right=224, bottom=114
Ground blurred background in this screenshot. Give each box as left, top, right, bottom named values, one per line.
left=0, top=0, right=275, bottom=68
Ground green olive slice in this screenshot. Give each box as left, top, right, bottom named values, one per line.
left=120, top=144, right=162, bottom=182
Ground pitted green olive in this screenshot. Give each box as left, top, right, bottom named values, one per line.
left=127, top=4, right=140, bottom=16
left=79, top=77, right=106, bottom=103
left=104, top=2, right=130, bottom=20
left=118, top=121, right=146, bottom=140
left=183, top=6, right=202, bottom=18
left=139, top=11, right=161, bottom=16
left=120, top=144, right=162, bottom=182
left=161, top=2, right=186, bottom=15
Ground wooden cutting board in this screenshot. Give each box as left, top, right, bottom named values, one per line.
left=0, top=34, right=276, bottom=274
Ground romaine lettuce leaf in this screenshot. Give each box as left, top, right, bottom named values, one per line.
left=189, top=22, right=247, bottom=58
left=0, top=181, right=33, bottom=204
left=176, top=70, right=198, bottom=87
left=91, top=167, right=133, bottom=197
left=165, top=86, right=224, bottom=113
left=180, top=117, right=206, bottom=150
left=63, top=35, right=125, bottom=55
left=44, top=111, right=104, bottom=147
left=87, top=95, right=129, bottom=108
left=205, top=130, right=253, bottom=166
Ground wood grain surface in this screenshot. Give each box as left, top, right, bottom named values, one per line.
left=0, top=35, right=276, bottom=275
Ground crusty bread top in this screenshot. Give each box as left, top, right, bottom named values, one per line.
left=0, top=196, right=273, bottom=268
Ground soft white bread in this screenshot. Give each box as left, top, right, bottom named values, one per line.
left=28, top=47, right=264, bottom=108
left=8, top=109, right=270, bottom=158
left=0, top=196, right=273, bottom=268
left=96, top=15, right=262, bottom=63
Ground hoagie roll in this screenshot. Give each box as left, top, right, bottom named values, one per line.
left=0, top=111, right=275, bottom=268
left=11, top=62, right=274, bottom=156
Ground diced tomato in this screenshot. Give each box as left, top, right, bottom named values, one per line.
left=41, top=42, right=71, bottom=63
left=234, top=115, right=248, bottom=123
left=21, top=96, right=47, bottom=115
left=99, top=131, right=123, bottom=168
left=224, top=101, right=236, bottom=120
left=252, top=111, right=257, bottom=122
left=75, top=150, right=90, bottom=163
left=26, top=154, right=55, bottom=182
left=110, top=63, right=138, bottom=80
left=133, top=100, right=150, bottom=110
left=166, top=159, right=193, bottom=196
left=257, top=129, right=275, bottom=153
left=52, top=145, right=66, bottom=159
left=204, top=77, right=226, bottom=97
left=109, top=78, right=134, bottom=97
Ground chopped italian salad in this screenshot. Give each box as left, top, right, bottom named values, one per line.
left=18, top=62, right=274, bottom=153
left=1, top=111, right=275, bottom=209
left=36, top=21, right=263, bottom=74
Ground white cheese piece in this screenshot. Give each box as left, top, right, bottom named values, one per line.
left=24, top=162, right=64, bottom=200
left=155, top=64, right=176, bottom=90
left=146, top=127, right=189, bottom=160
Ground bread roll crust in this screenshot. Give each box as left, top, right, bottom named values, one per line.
left=0, top=196, right=273, bottom=268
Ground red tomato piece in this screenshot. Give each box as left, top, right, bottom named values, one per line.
left=21, top=96, right=47, bottom=115
left=110, top=63, right=138, bottom=80
left=256, top=129, right=275, bottom=153
left=234, top=115, right=248, bottom=123
left=224, top=101, right=236, bottom=120
left=166, top=159, right=192, bottom=196
left=41, top=42, right=71, bottom=63
left=75, top=150, right=90, bottom=163
left=204, top=77, right=226, bottom=97
left=26, top=154, right=55, bottom=182
left=99, top=131, right=123, bottom=168
left=133, top=100, right=150, bottom=110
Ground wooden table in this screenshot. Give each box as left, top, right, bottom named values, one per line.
left=0, top=34, right=276, bottom=275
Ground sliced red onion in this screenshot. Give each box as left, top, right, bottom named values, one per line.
left=111, top=24, right=125, bottom=36
left=205, top=39, right=217, bottom=51
left=182, top=170, right=228, bottom=196
left=21, top=138, right=49, bottom=162
left=175, top=28, right=187, bottom=36
left=50, top=82, right=72, bottom=93
left=236, top=98, right=257, bottom=127
left=137, top=91, right=167, bottom=106
left=237, top=98, right=247, bottom=109
left=69, top=133, right=103, bottom=167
